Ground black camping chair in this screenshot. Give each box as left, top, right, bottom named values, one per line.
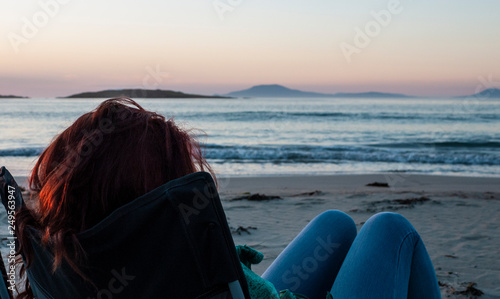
left=0, top=167, right=250, bottom=299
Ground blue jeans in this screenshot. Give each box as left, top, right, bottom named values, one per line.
left=261, top=211, right=441, bottom=299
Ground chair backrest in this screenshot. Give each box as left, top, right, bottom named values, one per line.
left=1, top=170, right=250, bottom=299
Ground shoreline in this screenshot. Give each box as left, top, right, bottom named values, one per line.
left=15, top=173, right=500, bottom=192
left=218, top=173, right=500, bottom=194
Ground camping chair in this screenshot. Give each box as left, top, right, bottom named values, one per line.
left=0, top=167, right=250, bottom=299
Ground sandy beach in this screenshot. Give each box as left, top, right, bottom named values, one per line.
left=217, top=174, right=500, bottom=298
left=12, top=174, right=500, bottom=298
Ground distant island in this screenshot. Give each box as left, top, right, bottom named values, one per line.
left=459, top=88, right=500, bottom=98
left=64, top=89, right=231, bottom=99
left=225, top=84, right=332, bottom=97
left=0, top=94, right=27, bottom=98
left=225, top=84, right=411, bottom=98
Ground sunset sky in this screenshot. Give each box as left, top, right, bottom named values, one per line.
left=2, top=0, right=500, bottom=97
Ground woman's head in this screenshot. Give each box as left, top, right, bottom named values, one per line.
left=18, top=98, right=212, bottom=282
left=31, top=98, right=211, bottom=231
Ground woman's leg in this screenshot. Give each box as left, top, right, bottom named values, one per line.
left=330, top=212, right=441, bottom=299
left=262, top=210, right=357, bottom=299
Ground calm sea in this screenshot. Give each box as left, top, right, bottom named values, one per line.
left=0, top=97, right=499, bottom=177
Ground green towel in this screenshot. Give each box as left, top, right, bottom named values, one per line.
left=235, top=245, right=309, bottom=299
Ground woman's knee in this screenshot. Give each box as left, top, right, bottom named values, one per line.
left=308, top=210, right=357, bottom=238
left=364, top=212, right=417, bottom=235
left=314, top=209, right=354, bottom=224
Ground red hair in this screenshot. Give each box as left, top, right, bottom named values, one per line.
left=15, top=98, right=213, bottom=298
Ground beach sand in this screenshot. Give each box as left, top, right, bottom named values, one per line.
left=217, top=174, right=500, bottom=298
left=12, top=174, right=500, bottom=298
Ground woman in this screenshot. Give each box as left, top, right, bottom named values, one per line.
left=15, top=98, right=213, bottom=298
left=15, top=98, right=440, bottom=298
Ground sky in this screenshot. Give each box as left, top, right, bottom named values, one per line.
left=1, top=0, right=500, bottom=97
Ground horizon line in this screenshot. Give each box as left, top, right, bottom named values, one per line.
left=1, top=84, right=499, bottom=99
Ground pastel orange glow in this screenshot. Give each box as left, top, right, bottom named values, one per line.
left=1, top=1, right=499, bottom=97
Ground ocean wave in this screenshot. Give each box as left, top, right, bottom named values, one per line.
left=203, top=144, right=500, bottom=166
left=0, top=147, right=44, bottom=157
left=368, top=141, right=500, bottom=149
left=177, top=111, right=498, bottom=122
left=2, top=143, right=498, bottom=166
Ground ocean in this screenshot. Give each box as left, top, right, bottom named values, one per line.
left=0, top=97, right=499, bottom=177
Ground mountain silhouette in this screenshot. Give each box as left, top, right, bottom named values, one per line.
left=225, top=84, right=410, bottom=98
left=460, top=88, right=500, bottom=98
